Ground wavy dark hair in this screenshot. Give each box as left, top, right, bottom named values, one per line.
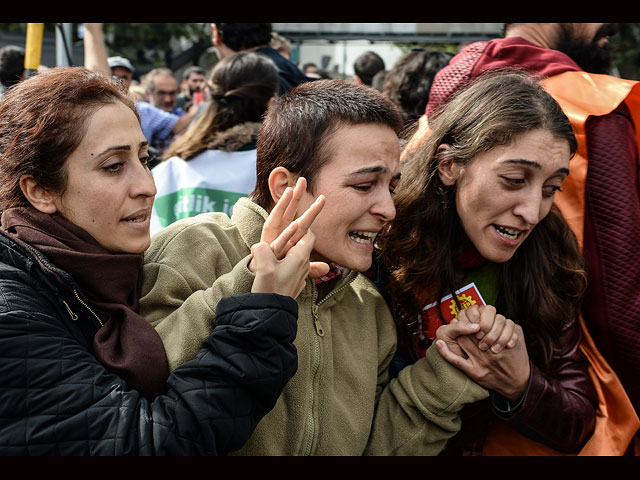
left=382, top=49, right=454, bottom=126
left=163, top=52, right=279, bottom=161
left=378, top=70, right=586, bottom=370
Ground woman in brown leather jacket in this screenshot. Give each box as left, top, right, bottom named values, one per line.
left=376, top=70, right=597, bottom=455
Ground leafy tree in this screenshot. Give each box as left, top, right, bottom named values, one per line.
left=611, top=23, right=640, bottom=80
left=103, top=23, right=210, bottom=69
left=0, top=23, right=211, bottom=72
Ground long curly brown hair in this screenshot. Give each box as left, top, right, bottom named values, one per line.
left=378, top=70, right=586, bottom=370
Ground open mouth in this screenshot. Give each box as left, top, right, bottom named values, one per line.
left=493, top=225, right=523, bottom=241
left=348, top=230, right=377, bottom=245
left=122, top=213, right=148, bottom=223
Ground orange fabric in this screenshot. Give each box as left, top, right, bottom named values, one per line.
left=403, top=114, right=431, bottom=159
left=540, top=72, right=640, bottom=250
left=483, top=315, right=640, bottom=456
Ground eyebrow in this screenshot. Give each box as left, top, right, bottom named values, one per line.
left=94, top=141, right=149, bottom=158
left=346, top=166, right=402, bottom=179
left=503, top=158, right=569, bottom=176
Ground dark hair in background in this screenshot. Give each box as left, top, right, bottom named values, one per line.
left=382, top=49, right=454, bottom=126
left=214, top=23, right=272, bottom=52
left=379, top=69, right=585, bottom=370
left=163, top=52, right=279, bottom=161
left=182, top=65, right=205, bottom=80
left=353, top=51, right=385, bottom=86
left=0, top=45, right=26, bottom=88
left=251, top=78, right=403, bottom=210
left=0, top=67, right=138, bottom=212
left=370, top=69, right=388, bottom=91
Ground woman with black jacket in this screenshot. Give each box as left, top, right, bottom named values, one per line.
left=0, top=67, right=324, bottom=455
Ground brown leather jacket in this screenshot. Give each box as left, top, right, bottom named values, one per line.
left=441, top=314, right=597, bottom=455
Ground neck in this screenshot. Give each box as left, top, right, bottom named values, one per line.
left=505, top=23, right=558, bottom=50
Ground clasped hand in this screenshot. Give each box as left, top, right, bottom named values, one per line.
left=435, top=305, right=531, bottom=402
left=249, top=177, right=330, bottom=298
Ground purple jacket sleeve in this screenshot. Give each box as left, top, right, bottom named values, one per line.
left=493, top=316, right=598, bottom=453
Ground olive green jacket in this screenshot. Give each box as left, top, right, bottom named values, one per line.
left=140, top=198, right=488, bottom=455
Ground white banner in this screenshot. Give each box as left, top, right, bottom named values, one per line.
left=150, top=149, right=257, bottom=236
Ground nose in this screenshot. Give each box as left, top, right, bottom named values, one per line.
left=512, top=189, right=544, bottom=226
left=371, top=188, right=396, bottom=222
left=130, top=160, right=157, bottom=199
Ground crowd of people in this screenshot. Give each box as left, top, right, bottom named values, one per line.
left=0, top=22, right=639, bottom=456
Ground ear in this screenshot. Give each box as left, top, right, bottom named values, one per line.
left=19, top=175, right=59, bottom=214
left=268, top=167, right=297, bottom=204
left=436, top=144, right=461, bottom=186
left=211, top=24, right=221, bottom=46
left=267, top=96, right=275, bottom=108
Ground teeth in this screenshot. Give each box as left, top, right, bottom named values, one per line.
left=349, top=231, right=377, bottom=244
left=125, top=215, right=147, bottom=223
left=495, top=225, right=520, bottom=240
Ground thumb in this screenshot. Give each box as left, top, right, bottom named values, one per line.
left=250, top=242, right=276, bottom=274
left=308, top=261, right=330, bottom=279
left=435, top=339, right=472, bottom=371
left=436, top=320, right=480, bottom=342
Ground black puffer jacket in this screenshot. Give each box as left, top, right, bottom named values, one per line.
left=0, top=231, right=298, bottom=455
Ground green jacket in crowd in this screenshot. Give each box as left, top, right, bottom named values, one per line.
left=139, top=197, right=488, bottom=455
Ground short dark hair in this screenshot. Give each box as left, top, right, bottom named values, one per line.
left=215, top=23, right=272, bottom=52
left=0, top=45, right=25, bottom=88
left=182, top=65, right=205, bottom=80
left=252, top=79, right=403, bottom=210
left=353, top=51, right=385, bottom=86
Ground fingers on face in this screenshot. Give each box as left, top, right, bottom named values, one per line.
left=270, top=221, right=299, bottom=259
left=283, top=177, right=307, bottom=224
left=279, top=195, right=325, bottom=254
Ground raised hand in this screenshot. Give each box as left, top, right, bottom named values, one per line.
left=249, top=177, right=330, bottom=298
left=250, top=177, right=329, bottom=279
left=250, top=230, right=318, bottom=298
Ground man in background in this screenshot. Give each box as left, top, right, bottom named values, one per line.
left=211, top=23, right=311, bottom=95
left=176, top=65, right=206, bottom=111
left=146, top=67, right=185, bottom=115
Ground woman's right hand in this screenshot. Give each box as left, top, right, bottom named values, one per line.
left=249, top=177, right=329, bottom=298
